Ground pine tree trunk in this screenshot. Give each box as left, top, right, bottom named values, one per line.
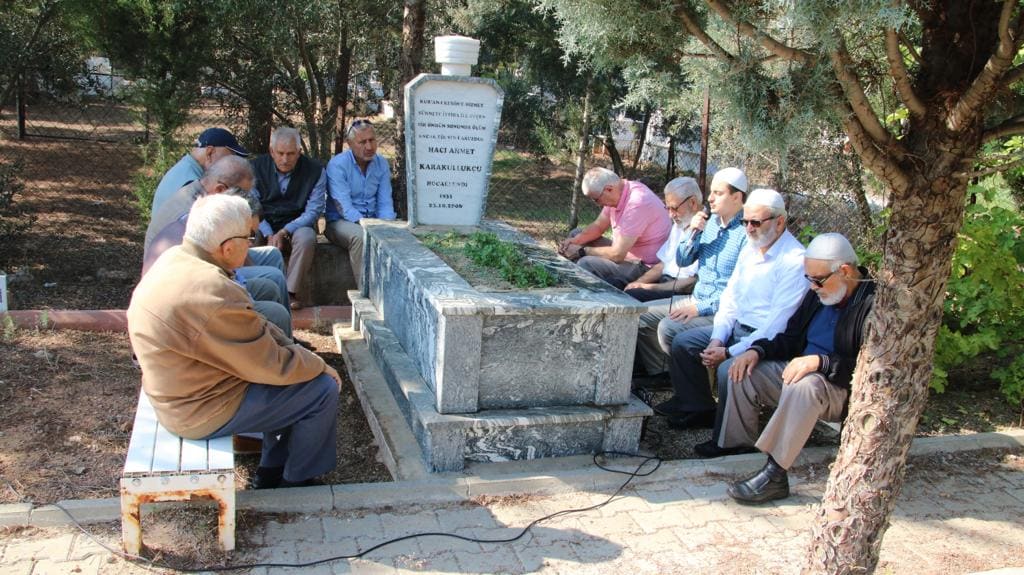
left=568, top=75, right=593, bottom=231
left=604, top=124, right=625, bottom=175
left=804, top=135, right=971, bottom=573
left=629, top=105, right=652, bottom=177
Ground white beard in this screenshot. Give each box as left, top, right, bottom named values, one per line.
left=817, top=281, right=848, bottom=306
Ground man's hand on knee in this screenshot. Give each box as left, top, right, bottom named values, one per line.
left=728, top=349, right=759, bottom=383
left=781, top=355, right=820, bottom=385
left=323, top=365, right=343, bottom=390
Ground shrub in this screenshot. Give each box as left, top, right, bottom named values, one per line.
left=932, top=182, right=1024, bottom=406
left=131, top=141, right=180, bottom=227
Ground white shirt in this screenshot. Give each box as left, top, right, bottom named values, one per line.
left=656, top=223, right=699, bottom=278
left=712, top=229, right=809, bottom=356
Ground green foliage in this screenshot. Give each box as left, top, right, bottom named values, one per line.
left=2, top=314, right=15, bottom=343
left=0, top=0, right=88, bottom=109
left=0, top=160, right=35, bottom=266
left=932, top=183, right=1024, bottom=404
left=422, top=231, right=559, bottom=289
left=131, top=142, right=180, bottom=226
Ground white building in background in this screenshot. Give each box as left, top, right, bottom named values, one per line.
left=77, top=57, right=130, bottom=97
left=605, top=110, right=716, bottom=176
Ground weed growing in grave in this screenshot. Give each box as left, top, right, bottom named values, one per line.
left=421, top=231, right=559, bottom=289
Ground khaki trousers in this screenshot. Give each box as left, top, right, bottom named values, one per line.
left=324, top=219, right=364, bottom=288
left=719, top=360, right=848, bottom=469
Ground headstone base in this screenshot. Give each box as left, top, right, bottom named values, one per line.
left=351, top=293, right=650, bottom=472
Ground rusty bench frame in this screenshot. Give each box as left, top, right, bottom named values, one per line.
left=120, top=390, right=236, bottom=554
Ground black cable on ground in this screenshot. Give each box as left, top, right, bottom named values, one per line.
left=54, top=451, right=663, bottom=573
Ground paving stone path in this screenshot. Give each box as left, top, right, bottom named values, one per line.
left=2, top=442, right=1023, bottom=574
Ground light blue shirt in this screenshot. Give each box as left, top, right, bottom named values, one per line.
left=255, top=168, right=327, bottom=237
left=325, top=150, right=396, bottom=223
left=151, top=153, right=202, bottom=215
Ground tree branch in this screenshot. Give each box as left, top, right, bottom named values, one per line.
left=703, top=0, right=814, bottom=64
left=948, top=0, right=1020, bottom=132
left=833, top=95, right=911, bottom=195
left=959, top=152, right=1024, bottom=179
left=1004, top=65, right=1024, bottom=87
left=829, top=39, right=903, bottom=156
left=885, top=28, right=926, bottom=118
left=981, top=113, right=1024, bottom=143
left=897, top=30, right=922, bottom=65
left=675, top=4, right=734, bottom=63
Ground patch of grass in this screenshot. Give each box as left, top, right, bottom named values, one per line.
left=421, top=231, right=560, bottom=290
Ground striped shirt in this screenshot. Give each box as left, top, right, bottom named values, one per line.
left=675, top=213, right=747, bottom=316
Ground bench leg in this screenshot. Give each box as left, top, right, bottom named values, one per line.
left=121, top=492, right=142, bottom=555
left=214, top=481, right=236, bottom=552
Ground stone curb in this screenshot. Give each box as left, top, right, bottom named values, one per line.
left=1, top=306, right=350, bottom=332
left=3, top=429, right=1021, bottom=527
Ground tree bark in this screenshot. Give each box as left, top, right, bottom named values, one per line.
left=629, top=105, right=652, bottom=177
left=804, top=111, right=976, bottom=573
left=568, top=75, right=593, bottom=231
left=392, top=0, right=427, bottom=221
left=604, top=123, right=625, bottom=175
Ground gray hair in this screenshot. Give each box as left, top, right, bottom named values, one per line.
left=184, top=194, right=252, bottom=252
left=664, top=177, right=701, bottom=203
left=223, top=187, right=263, bottom=219
left=581, top=167, right=620, bottom=198
left=345, top=119, right=375, bottom=141
left=202, top=156, right=254, bottom=190
left=270, top=126, right=302, bottom=149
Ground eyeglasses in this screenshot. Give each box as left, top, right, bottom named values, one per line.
left=804, top=271, right=836, bottom=288
left=588, top=188, right=606, bottom=204
left=346, top=119, right=373, bottom=137
left=220, top=233, right=256, bottom=247
left=665, top=202, right=684, bottom=212
left=740, top=217, right=774, bottom=228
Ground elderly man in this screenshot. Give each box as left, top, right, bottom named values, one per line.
left=144, top=156, right=292, bottom=337
left=151, top=127, right=248, bottom=215
left=632, top=168, right=749, bottom=383
left=623, top=176, right=702, bottom=302
left=557, top=167, right=671, bottom=289
left=325, top=119, right=396, bottom=288
left=708, top=234, right=875, bottom=504
left=128, top=194, right=341, bottom=489
left=654, top=188, right=808, bottom=429
left=252, top=127, right=326, bottom=308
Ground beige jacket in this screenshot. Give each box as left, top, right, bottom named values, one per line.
left=127, top=240, right=325, bottom=439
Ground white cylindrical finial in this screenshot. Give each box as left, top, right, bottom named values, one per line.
left=434, top=35, right=480, bottom=76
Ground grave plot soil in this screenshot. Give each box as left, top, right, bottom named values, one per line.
left=0, top=328, right=390, bottom=505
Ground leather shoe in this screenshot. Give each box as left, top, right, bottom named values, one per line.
left=728, top=457, right=790, bottom=504
left=694, top=440, right=757, bottom=458
left=665, top=410, right=715, bottom=429
left=652, top=398, right=690, bottom=417
left=632, top=373, right=671, bottom=391
left=251, top=466, right=284, bottom=490
left=280, top=477, right=325, bottom=488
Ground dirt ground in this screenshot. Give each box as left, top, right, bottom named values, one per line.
left=1, top=113, right=1021, bottom=508
left=0, top=327, right=390, bottom=505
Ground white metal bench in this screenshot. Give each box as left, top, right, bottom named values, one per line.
left=120, top=389, right=236, bottom=554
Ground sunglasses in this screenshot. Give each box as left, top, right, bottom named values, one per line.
left=804, top=271, right=836, bottom=288
left=220, top=233, right=256, bottom=247
left=740, top=217, right=774, bottom=228
left=346, top=119, right=373, bottom=137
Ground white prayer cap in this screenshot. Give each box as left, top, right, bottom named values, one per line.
left=745, top=188, right=786, bottom=211
left=711, top=167, right=748, bottom=193
left=806, top=232, right=858, bottom=264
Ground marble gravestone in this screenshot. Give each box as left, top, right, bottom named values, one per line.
left=350, top=36, right=651, bottom=472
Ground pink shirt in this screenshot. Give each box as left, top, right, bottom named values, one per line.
left=603, top=179, right=672, bottom=265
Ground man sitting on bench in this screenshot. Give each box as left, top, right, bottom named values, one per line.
left=128, top=194, right=342, bottom=489
left=712, top=233, right=876, bottom=503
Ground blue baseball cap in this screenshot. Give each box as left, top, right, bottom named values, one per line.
left=195, top=127, right=249, bottom=157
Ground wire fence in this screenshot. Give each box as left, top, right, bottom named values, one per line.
left=0, top=88, right=706, bottom=251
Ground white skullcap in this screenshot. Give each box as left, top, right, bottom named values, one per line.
left=806, top=232, right=858, bottom=264
left=711, top=167, right=748, bottom=193
left=745, top=188, right=786, bottom=211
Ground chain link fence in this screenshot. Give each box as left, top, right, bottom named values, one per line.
left=1, top=88, right=707, bottom=250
